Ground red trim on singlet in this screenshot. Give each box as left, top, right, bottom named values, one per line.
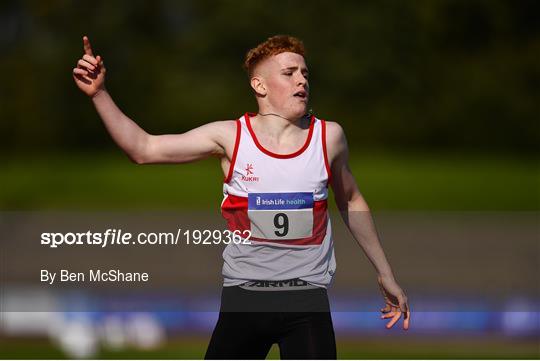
left=321, top=119, right=332, bottom=185
left=221, top=193, right=250, bottom=231
left=245, top=112, right=315, bottom=159
left=223, top=119, right=241, bottom=184
left=221, top=194, right=328, bottom=246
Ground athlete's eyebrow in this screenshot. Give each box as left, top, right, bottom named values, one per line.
left=282, top=66, right=298, bottom=71
left=281, top=66, right=309, bottom=73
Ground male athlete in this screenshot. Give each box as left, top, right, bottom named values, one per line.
left=73, top=35, right=410, bottom=359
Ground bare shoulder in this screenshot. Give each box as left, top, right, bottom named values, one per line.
left=204, top=119, right=238, bottom=156
left=202, top=119, right=237, bottom=134
left=324, top=120, right=347, bottom=162
left=192, top=119, right=236, bottom=141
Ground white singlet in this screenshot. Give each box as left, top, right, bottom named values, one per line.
left=221, top=113, right=336, bottom=288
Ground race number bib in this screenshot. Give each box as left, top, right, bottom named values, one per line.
left=247, top=192, right=314, bottom=240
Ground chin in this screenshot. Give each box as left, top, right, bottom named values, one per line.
left=287, top=105, right=309, bottom=119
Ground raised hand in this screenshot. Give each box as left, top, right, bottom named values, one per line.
left=73, top=36, right=106, bottom=97
left=378, top=275, right=410, bottom=330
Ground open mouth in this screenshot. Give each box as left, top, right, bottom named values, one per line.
left=293, top=91, right=308, bottom=100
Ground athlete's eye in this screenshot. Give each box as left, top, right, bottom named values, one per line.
left=283, top=72, right=292, bottom=76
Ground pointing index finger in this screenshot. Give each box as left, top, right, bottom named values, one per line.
left=83, top=36, right=94, bottom=56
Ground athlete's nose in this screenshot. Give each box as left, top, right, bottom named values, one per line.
left=296, top=74, right=308, bottom=89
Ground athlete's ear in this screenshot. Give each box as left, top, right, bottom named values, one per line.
left=250, top=76, right=267, bottom=96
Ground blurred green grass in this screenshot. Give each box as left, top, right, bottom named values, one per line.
left=1, top=152, right=538, bottom=210
left=1, top=337, right=539, bottom=359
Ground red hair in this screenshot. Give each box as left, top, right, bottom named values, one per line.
left=243, top=35, right=305, bottom=77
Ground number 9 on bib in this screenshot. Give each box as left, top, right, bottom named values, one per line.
left=247, top=192, right=314, bottom=241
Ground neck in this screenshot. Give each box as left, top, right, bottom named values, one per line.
left=251, top=111, right=311, bottom=138
left=258, top=112, right=308, bottom=123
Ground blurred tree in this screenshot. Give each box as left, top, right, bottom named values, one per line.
left=0, top=0, right=538, bottom=154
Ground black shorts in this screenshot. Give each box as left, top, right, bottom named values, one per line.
left=205, top=286, right=336, bottom=359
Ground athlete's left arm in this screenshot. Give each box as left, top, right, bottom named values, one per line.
left=326, top=121, right=410, bottom=330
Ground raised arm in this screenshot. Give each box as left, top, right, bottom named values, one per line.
left=326, top=121, right=410, bottom=330
left=72, top=36, right=232, bottom=164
